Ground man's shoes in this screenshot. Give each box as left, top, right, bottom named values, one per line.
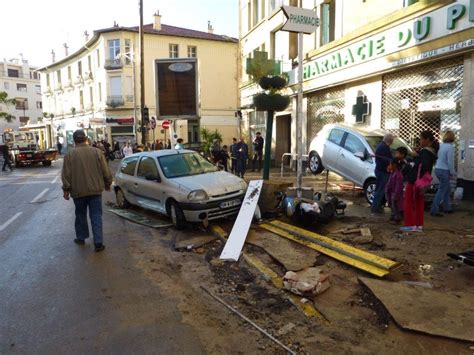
left=94, top=243, right=105, bottom=252
left=74, top=239, right=85, bottom=245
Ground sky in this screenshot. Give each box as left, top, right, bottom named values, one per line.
left=0, top=0, right=239, bottom=67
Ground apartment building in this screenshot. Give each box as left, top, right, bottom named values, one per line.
left=0, top=56, right=43, bottom=132
left=239, top=0, right=474, bottom=198
left=39, top=12, right=239, bottom=147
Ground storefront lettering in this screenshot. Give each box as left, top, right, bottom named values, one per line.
left=414, top=17, right=431, bottom=40
left=298, top=0, right=474, bottom=83
left=447, top=4, right=466, bottom=29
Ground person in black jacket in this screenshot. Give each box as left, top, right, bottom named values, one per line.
left=371, top=133, right=394, bottom=213
left=252, top=132, right=264, bottom=172
left=402, top=130, right=439, bottom=232
left=2, top=144, right=13, bottom=172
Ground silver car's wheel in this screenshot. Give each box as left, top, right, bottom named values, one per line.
left=116, top=189, right=130, bottom=209
left=364, top=180, right=376, bottom=205
left=169, top=201, right=185, bottom=230
left=309, top=152, right=324, bottom=175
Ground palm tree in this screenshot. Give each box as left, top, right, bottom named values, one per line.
left=0, top=91, right=16, bottom=122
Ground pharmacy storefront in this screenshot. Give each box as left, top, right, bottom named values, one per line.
left=291, top=0, right=474, bottom=198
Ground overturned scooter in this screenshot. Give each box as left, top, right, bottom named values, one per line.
left=275, top=187, right=346, bottom=225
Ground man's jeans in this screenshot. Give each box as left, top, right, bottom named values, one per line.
left=372, top=170, right=389, bottom=212
left=431, top=168, right=451, bottom=214
left=73, top=195, right=103, bottom=244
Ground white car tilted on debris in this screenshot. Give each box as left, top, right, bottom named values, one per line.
left=114, top=150, right=247, bottom=229
left=308, top=123, right=412, bottom=204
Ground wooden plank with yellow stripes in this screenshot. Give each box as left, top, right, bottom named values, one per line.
left=260, top=223, right=390, bottom=277
left=268, top=220, right=399, bottom=271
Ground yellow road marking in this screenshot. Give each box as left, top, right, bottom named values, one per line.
left=268, top=220, right=399, bottom=271
left=260, top=223, right=390, bottom=278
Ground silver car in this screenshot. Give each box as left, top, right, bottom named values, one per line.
left=308, top=123, right=412, bottom=203
left=114, top=150, right=247, bottom=229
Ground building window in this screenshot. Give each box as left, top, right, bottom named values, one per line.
left=16, top=99, right=28, bottom=110
left=35, top=85, right=41, bottom=94
left=30, top=71, right=39, bottom=80
left=169, top=44, right=179, bottom=58
left=79, top=90, right=84, bottom=109
left=17, top=83, right=27, bottom=92
left=36, top=101, right=42, bottom=109
left=4, top=82, right=9, bottom=90
left=320, top=0, right=335, bottom=46
left=78, top=61, right=82, bottom=76
left=19, top=117, right=29, bottom=127
left=98, top=82, right=102, bottom=102
left=67, top=66, right=72, bottom=80
left=8, top=69, right=19, bottom=78
left=88, top=55, right=92, bottom=71
left=247, top=1, right=251, bottom=31
left=187, top=46, right=197, bottom=58
left=108, top=39, right=121, bottom=60
left=46, top=74, right=50, bottom=87
left=97, top=49, right=100, bottom=67
left=404, top=0, right=419, bottom=6
left=268, top=0, right=283, bottom=14
left=56, top=70, right=61, bottom=84
left=89, top=87, right=94, bottom=105
left=125, top=39, right=131, bottom=64
left=252, top=0, right=259, bottom=26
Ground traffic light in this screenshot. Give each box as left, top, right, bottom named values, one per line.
left=142, top=107, right=149, bottom=124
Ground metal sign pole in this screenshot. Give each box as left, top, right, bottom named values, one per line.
left=296, top=31, right=304, bottom=198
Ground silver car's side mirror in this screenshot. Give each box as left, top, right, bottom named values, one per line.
left=354, top=151, right=365, bottom=160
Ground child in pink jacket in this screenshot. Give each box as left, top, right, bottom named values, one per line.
left=385, top=147, right=408, bottom=223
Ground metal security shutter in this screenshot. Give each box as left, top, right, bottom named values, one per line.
left=382, top=57, right=464, bottom=148
left=307, top=87, right=345, bottom=145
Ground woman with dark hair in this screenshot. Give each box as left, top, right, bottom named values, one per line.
left=431, top=131, right=456, bottom=216
left=402, top=130, right=439, bottom=232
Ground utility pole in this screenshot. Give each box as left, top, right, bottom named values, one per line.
left=139, top=0, right=146, bottom=145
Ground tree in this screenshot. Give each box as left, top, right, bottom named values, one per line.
left=200, top=128, right=223, bottom=157
left=0, top=91, right=16, bottom=122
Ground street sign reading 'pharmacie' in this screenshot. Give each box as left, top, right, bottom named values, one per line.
left=281, top=6, right=319, bottom=34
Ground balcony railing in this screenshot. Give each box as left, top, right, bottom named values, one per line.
left=54, top=83, right=63, bottom=92
left=106, top=95, right=124, bottom=108
left=42, top=86, right=53, bottom=95
left=85, top=102, right=94, bottom=111
left=63, top=80, right=73, bottom=89
left=104, top=59, right=123, bottom=70
left=74, top=76, right=84, bottom=86
left=84, top=72, right=94, bottom=81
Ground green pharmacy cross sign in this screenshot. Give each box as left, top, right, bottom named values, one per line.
left=246, top=51, right=282, bottom=78
left=352, top=95, right=371, bottom=123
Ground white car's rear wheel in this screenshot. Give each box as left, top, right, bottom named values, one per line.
left=309, top=152, right=324, bottom=175
left=116, top=188, right=131, bottom=209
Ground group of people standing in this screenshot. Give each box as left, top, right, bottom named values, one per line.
left=209, top=133, right=264, bottom=178
left=372, top=130, right=456, bottom=232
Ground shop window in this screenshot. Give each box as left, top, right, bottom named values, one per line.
left=320, top=0, right=335, bottom=46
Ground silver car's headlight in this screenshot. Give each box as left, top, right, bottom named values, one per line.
left=188, top=190, right=209, bottom=202
left=240, top=180, right=248, bottom=191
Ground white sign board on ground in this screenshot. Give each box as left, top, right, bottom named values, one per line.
left=220, top=180, right=264, bottom=261
left=281, top=6, right=319, bottom=34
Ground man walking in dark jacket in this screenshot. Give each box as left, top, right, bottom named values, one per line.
left=2, top=144, right=13, bottom=172
left=252, top=132, right=264, bottom=172
left=371, top=133, right=394, bottom=213
left=62, top=130, right=113, bottom=252
left=235, top=137, right=249, bottom=178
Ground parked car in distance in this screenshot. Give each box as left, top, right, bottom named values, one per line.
left=308, top=123, right=413, bottom=204
left=114, top=150, right=247, bottom=229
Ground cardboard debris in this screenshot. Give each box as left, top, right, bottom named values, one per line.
left=359, top=277, right=474, bottom=342
left=174, top=234, right=216, bottom=250
left=109, top=208, right=173, bottom=228
left=283, top=267, right=330, bottom=297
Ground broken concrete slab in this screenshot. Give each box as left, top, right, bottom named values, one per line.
left=247, top=229, right=319, bottom=271
left=283, top=267, right=330, bottom=297
left=359, top=277, right=474, bottom=342
left=109, top=208, right=173, bottom=228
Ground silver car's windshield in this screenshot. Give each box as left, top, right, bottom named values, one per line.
left=158, top=153, right=218, bottom=178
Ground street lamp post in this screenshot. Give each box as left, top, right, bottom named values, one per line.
left=139, top=0, right=146, bottom=146
left=117, top=51, right=138, bottom=141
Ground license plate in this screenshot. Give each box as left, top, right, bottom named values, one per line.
left=26, top=154, right=32, bottom=158
left=220, top=199, right=241, bottom=209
